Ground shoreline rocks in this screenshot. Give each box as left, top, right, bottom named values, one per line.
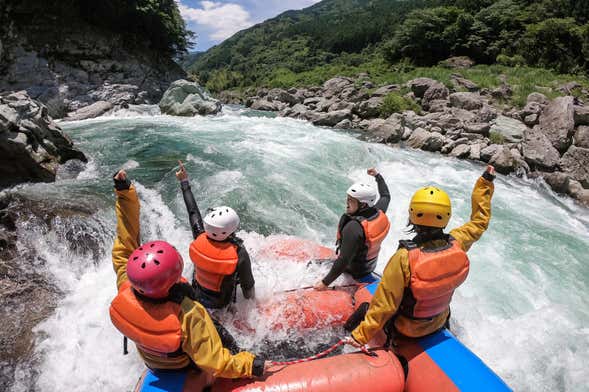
left=0, top=91, right=87, bottom=187
left=159, top=80, right=222, bottom=116
left=219, top=73, right=589, bottom=206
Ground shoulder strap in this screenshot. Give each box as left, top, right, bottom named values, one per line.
left=398, top=239, right=418, bottom=250
left=167, top=282, right=198, bottom=304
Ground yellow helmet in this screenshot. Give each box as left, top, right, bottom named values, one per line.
left=409, top=186, right=452, bottom=228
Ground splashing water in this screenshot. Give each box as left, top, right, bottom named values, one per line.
left=8, top=106, right=589, bottom=391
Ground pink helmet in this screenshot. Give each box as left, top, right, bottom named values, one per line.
left=127, top=240, right=183, bottom=299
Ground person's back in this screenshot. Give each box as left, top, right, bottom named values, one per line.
left=109, top=170, right=264, bottom=377
left=176, top=161, right=255, bottom=309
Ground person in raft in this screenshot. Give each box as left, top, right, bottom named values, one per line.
left=108, top=170, right=266, bottom=378
left=314, top=167, right=391, bottom=290
left=175, top=161, right=256, bottom=309
left=345, top=165, right=496, bottom=347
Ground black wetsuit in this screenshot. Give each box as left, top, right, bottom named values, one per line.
left=322, top=174, right=391, bottom=286
left=180, top=180, right=255, bottom=309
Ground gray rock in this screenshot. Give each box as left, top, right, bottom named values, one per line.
left=490, top=115, right=527, bottom=143
left=0, top=91, right=87, bottom=186
left=408, top=78, right=440, bottom=98
left=567, top=180, right=589, bottom=206
left=480, top=144, right=502, bottom=162
left=354, top=97, right=384, bottom=119
left=322, top=77, right=355, bottom=98
left=267, top=88, right=298, bottom=106
left=65, top=101, right=112, bottom=121
left=371, top=85, right=400, bottom=97
left=560, top=146, right=589, bottom=187
left=407, top=128, right=445, bottom=151
left=537, top=96, right=575, bottom=153
left=289, top=103, right=308, bottom=118
left=524, top=114, right=539, bottom=127
left=574, top=105, right=589, bottom=126
left=475, top=105, right=499, bottom=123
left=469, top=143, right=484, bottom=160
left=522, top=127, right=561, bottom=169
left=541, top=172, right=571, bottom=194
left=364, top=116, right=403, bottom=143
left=427, top=99, right=449, bottom=113
left=522, top=101, right=543, bottom=117
left=250, top=99, right=278, bottom=111
left=402, top=127, right=413, bottom=140
left=334, top=119, right=353, bottom=129
left=441, top=137, right=469, bottom=154
left=450, top=144, right=471, bottom=158
left=464, top=123, right=491, bottom=136
left=316, top=98, right=336, bottom=112
left=450, top=74, right=478, bottom=91
left=312, top=109, right=352, bottom=127
left=159, top=80, right=222, bottom=116
left=449, top=92, right=485, bottom=111
left=422, top=83, right=449, bottom=109
left=439, top=56, right=474, bottom=69
left=329, top=101, right=354, bottom=112
left=303, top=97, right=322, bottom=107
left=527, top=92, right=549, bottom=105
left=574, top=126, right=589, bottom=148
left=489, top=146, right=516, bottom=174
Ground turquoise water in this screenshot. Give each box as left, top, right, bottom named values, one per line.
left=10, top=106, right=589, bottom=391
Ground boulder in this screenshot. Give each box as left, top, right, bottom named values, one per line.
left=364, top=116, right=404, bottom=143
left=267, top=88, right=298, bottom=106
left=489, top=115, right=527, bottom=143
left=522, top=127, right=561, bottom=170
left=159, top=80, right=222, bottom=116
left=329, top=101, right=354, bottom=112
left=0, top=91, right=87, bottom=187
left=450, top=74, right=479, bottom=91
left=354, top=97, right=384, bottom=119
left=537, top=96, right=575, bottom=153
left=480, top=144, right=502, bottom=162
left=560, top=146, right=589, bottom=187
left=469, top=142, right=485, bottom=160
left=522, top=101, right=543, bottom=117
left=574, top=105, right=589, bottom=126
left=489, top=146, right=516, bottom=174
left=427, top=100, right=450, bottom=113
left=65, top=100, right=112, bottom=121
left=574, top=126, right=589, bottom=148
left=250, top=99, right=279, bottom=111
left=475, top=105, right=499, bottom=123
left=527, top=92, right=549, bottom=105
left=449, top=92, right=484, bottom=110
left=567, top=180, right=589, bottom=206
left=422, top=83, right=449, bottom=110
left=334, top=119, right=353, bottom=129
left=441, top=137, right=469, bottom=154
left=407, top=128, right=445, bottom=152
left=289, top=103, right=309, bottom=118
left=450, top=144, right=471, bottom=158
left=311, top=109, right=352, bottom=127
left=316, top=98, right=336, bottom=112
left=464, top=123, right=491, bottom=136
left=524, top=114, right=539, bottom=127
left=322, top=77, right=354, bottom=98
left=408, top=78, right=441, bottom=98
left=371, top=85, right=400, bottom=97
left=541, top=172, right=571, bottom=194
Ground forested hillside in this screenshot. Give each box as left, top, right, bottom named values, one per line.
left=187, top=0, right=589, bottom=92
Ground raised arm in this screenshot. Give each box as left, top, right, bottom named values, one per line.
left=112, top=170, right=141, bottom=289
left=449, top=166, right=496, bottom=252
left=176, top=161, right=204, bottom=238
left=368, top=168, right=390, bottom=212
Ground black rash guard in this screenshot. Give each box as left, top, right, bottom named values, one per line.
left=322, top=173, right=391, bottom=286
left=180, top=180, right=255, bottom=308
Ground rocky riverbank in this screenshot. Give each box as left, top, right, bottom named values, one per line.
left=224, top=73, right=589, bottom=206
left=0, top=1, right=185, bottom=120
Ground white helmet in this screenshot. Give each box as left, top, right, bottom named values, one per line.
left=203, top=206, right=240, bottom=241
left=347, top=182, right=378, bottom=207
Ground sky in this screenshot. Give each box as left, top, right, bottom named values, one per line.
left=176, top=0, right=322, bottom=51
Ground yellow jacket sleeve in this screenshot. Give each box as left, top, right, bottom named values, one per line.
left=449, top=177, right=494, bottom=252
left=112, top=186, right=141, bottom=289
left=351, top=250, right=410, bottom=345
left=180, top=298, right=255, bottom=378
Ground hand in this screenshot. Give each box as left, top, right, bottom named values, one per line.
left=175, top=160, right=188, bottom=182
left=114, top=170, right=127, bottom=181
left=342, top=336, right=362, bottom=348
left=367, top=167, right=378, bottom=177
left=485, top=165, right=496, bottom=176
left=314, top=280, right=328, bottom=291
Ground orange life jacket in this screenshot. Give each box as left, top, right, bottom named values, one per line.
left=189, top=233, right=239, bottom=292
left=337, top=210, right=390, bottom=262
left=109, top=281, right=183, bottom=358
left=399, top=236, right=470, bottom=319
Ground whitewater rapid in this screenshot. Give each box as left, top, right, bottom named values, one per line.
left=9, top=106, right=589, bottom=391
